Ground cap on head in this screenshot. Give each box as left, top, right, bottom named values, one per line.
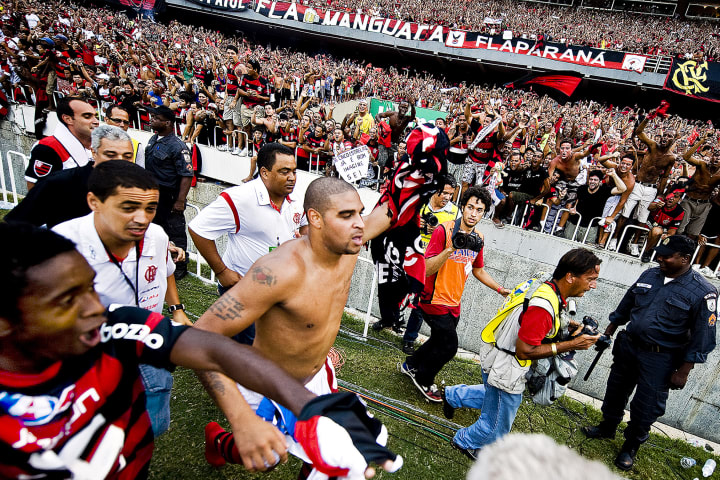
left=53, top=34, right=68, bottom=43
left=654, top=235, right=696, bottom=257
left=40, top=37, right=55, bottom=47
left=148, top=105, right=176, bottom=122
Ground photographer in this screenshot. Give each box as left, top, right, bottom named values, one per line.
left=400, top=175, right=459, bottom=353
left=445, top=249, right=602, bottom=460
left=401, top=187, right=510, bottom=401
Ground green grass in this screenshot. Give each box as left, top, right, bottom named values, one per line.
left=149, top=273, right=720, bottom=480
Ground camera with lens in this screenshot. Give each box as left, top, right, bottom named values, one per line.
left=452, top=229, right=484, bottom=252
left=577, top=316, right=612, bottom=350
left=421, top=211, right=438, bottom=234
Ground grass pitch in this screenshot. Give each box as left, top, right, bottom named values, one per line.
left=147, top=273, right=719, bottom=480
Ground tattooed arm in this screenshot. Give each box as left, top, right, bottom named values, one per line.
left=193, top=255, right=299, bottom=472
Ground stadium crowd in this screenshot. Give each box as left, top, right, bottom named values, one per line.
left=0, top=0, right=718, bottom=266
left=305, top=0, right=720, bottom=59
left=1, top=0, right=720, bottom=478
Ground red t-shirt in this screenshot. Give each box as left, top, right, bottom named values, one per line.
left=517, top=306, right=554, bottom=346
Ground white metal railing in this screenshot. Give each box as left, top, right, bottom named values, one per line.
left=0, top=150, right=29, bottom=207
left=617, top=224, right=649, bottom=256
left=185, top=202, right=216, bottom=285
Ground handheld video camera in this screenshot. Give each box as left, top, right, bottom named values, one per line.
left=451, top=218, right=484, bottom=253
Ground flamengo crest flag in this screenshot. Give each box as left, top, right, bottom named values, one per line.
left=504, top=71, right=583, bottom=99
left=664, top=59, right=720, bottom=103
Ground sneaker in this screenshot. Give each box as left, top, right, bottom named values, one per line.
left=628, top=243, right=640, bottom=256
left=492, top=218, right=505, bottom=229
left=231, top=148, right=240, bottom=156
left=452, top=441, right=478, bottom=461
left=392, top=322, right=406, bottom=334
left=204, top=422, right=227, bottom=467
left=699, top=266, right=715, bottom=278
left=640, top=252, right=651, bottom=263
left=693, top=264, right=702, bottom=271
left=553, top=227, right=565, bottom=237
left=417, top=383, right=442, bottom=403
left=398, top=361, right=417, bottom=380
left=608, top=239, right=618, bottom=251
left=217, top=145, right=228, bottom=151
left=372, top=321, right=390, bottom=332
left=402, top=341, right=415, bottom=355
left=239, top=147, right=248, bottom=157
left=440, top=384, right=455, bottom=419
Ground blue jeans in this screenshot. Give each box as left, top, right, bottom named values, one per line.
left=217, top=282, right=255, bottom=345
left=447, top=370, right=523, bottom=450
left=139, top=364, right=173, bottom=437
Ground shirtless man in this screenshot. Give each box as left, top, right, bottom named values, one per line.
left=194, top=178, right=400, bottom=475
left=377, top=99, right=416, bottom=144
left=542, top=139, right=594, bottom=234
left=677, top=132, right=720, bottom=239
left=596, top=152, right=637, bottom=248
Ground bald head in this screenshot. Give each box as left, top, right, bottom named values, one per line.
left=304, top=177, right=357, bottom=215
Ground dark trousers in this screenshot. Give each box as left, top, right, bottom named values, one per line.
left=407, top=311, right=459, bottom=387
left=217, top=282, right=255, bottom=345
left=377, top=281, right=408, bottom=328
left=599, top=331, right=678, bottom=445
left=154, top=185, right=188, bottom=276
left=402, top=308, right=424, bottom=343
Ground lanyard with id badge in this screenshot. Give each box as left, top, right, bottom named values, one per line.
left=269, top=236, right=280, bottom=252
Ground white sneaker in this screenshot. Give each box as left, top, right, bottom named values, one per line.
left=217, top=145, right=228, bottom=151
left=693, top=264, right=702, bottom=271
left=239, top=148, right=248, bottom=157
left=699, top=266, right=715, bottom=278
left=608, top=239, right=618, bottom=251
left=231, top=148, right=240, bottom=156
left=628, top=244, right=640, bottom=256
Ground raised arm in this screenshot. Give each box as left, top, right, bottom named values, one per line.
left=682, top=131, right=710, bottom=167
left=634, top=116, right=655, bottom=149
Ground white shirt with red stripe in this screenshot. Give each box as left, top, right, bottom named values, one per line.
left=52, top=212, right=175, bottom=312
left=189, top=178, right=307, bottom=275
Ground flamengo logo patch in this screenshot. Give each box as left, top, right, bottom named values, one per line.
left=33, top=160, right=52, bottom=177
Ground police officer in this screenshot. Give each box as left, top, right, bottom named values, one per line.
left=144, top=105, right=193, bottom=279
left=583, top=235, right=717, bottom=471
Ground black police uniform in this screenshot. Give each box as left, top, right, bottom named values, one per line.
left=144, top=133, right=193, bottom=277
left=600, top=266, right=717, bottom=447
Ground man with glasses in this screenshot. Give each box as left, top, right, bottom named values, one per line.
left=105, top=103, right=145, bottom=166
left=400, top=175, right=459, bottom=353
left=144, top=105, right=193, bottom=280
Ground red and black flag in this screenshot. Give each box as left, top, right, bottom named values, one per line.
left=504, top=71, right=583, bottom=101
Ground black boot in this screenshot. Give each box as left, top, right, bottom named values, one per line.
left=581, top=422, right=616, bottom=439
left=614, top=440, right=639, bottom=471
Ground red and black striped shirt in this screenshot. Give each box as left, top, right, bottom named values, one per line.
left=0, top=307, right=189, bottom=480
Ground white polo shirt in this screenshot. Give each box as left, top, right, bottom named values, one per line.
left=189, top=177, right=307, bottom=275
left=53, top=212, right=175, bottom=313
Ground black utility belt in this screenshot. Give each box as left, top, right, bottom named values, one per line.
left=628, top=334, right=680, bottom=353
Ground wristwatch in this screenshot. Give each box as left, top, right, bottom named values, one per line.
left=168, top=303, right=185, bottom=313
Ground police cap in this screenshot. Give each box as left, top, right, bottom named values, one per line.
left=654, top=235, right=696, bottom=257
